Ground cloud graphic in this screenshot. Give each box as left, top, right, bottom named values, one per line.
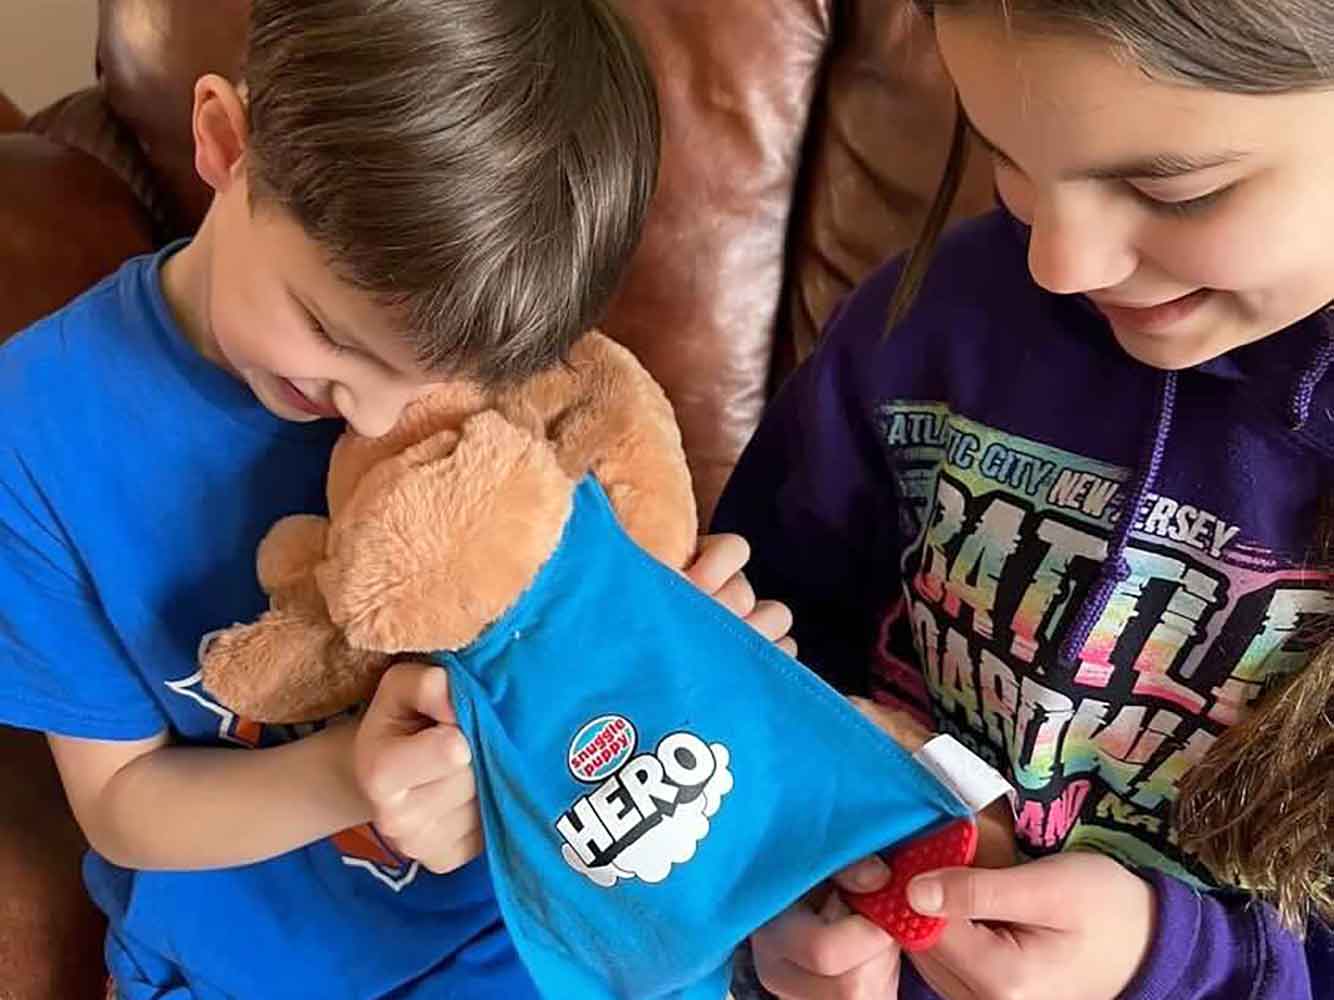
left=561, top=843, right=632, bottom=887
left=611, top=793, right=711, bottom=883
left=700, top=743, right=733, bottom=817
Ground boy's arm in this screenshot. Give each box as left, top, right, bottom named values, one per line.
left=48, top=662, right=477, bottom=872
left=49, top=533, right=786, bottom=874
left=49, top=723, right=367, bottom=870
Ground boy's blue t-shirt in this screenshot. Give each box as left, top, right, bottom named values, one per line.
left=0, top=247, right=536, bottom=999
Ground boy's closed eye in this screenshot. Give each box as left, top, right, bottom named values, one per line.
left=292, top=294, right=358, bottom=359
left=304, top=308, right=356, bottom=358
left=291, top=292, right=428, bottom=383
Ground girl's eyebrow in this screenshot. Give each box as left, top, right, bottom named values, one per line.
left=1082, top=149, right=1252, bottom=181
left=962, top=109, right=1251, bottom=181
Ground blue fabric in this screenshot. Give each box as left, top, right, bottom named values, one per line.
left=442, top=478, right=970, bottom=1000
left=0, top=247, right=535, bottom=999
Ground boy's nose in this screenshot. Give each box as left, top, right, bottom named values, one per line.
left=347, top=398, right=412, bottom=438
left=336, top=380, right=422, bottom=439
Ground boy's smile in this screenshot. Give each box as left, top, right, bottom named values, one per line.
left=276, top=377, right=343, bottom=420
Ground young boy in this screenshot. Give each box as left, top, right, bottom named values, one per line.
left=0, top=2, right=789, bottom=995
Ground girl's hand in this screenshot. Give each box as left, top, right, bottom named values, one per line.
left=752, top=857, right=903, bottom=999
left=907, top=852, right=1155, bottom=1000
left=685, top=534, right=796, bottom=655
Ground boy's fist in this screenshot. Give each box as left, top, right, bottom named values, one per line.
left=352, top=662, right=482, bottom=874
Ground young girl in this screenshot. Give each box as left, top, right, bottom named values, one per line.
left=716, top=1, right=1334, bottom=997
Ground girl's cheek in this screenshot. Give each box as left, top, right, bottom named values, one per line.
left=1148, top=206, right=1283, bottom=292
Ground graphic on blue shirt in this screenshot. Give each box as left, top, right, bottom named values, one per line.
left=437, top=476, right=971, bottom=1000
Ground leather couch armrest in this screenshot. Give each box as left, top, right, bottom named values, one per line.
left=0, top=725, right=108, bottom=1000
left=0, top=91, right=25, bottom=132
left=0, top=132, right=154, bottom=340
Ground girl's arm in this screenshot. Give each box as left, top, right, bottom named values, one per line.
left=1124, top=871, right=1332, bottom=1000
left=897, top=861, right=1330, bottom=1000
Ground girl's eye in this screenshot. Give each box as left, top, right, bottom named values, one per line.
left=1134, top=184, right=1231, bottom=218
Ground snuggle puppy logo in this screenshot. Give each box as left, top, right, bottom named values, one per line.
left=556, top=718, right=733, bottom=887
left=568, top=715, right=638, bottom=783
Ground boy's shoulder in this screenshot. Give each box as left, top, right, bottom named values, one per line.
left=0, top=252, right=155, bottom=393
left=0, top=249, right=196, bottom=446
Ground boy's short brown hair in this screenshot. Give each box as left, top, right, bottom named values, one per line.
left=244, top=0, right=659, bottom=384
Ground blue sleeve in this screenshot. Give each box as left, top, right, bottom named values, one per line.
left=1123, top=870, right=1334, bottom=1000
left=0, top=445, right=166, bottom=740
left=711, top=300, right=902, bottom=695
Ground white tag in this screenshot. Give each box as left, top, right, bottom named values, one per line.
left=913, top=735, right=1015, bottom=816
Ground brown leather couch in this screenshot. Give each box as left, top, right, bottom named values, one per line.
left=0, top=2, right=993, bottom=996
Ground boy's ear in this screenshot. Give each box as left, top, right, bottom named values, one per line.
left=192, top=74, right=250, bottom=194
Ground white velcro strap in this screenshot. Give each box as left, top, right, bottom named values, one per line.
left=913, top=734, right=1016, bottom=816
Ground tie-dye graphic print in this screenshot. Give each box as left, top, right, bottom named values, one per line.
left=873, top=402, right=1333, bottom=886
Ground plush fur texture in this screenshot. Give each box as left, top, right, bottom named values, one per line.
left=200, top=515, right=390, bottom=721
left=197, top=329, right=1020, bottom=864
left=321, top=412, right=574, bottom=655
left=201, top=332, right=697, bottom=723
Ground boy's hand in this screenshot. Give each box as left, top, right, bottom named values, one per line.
left=752, top=858, right=903, bottom=999
left=907, top=852, right=1155, bottom=1000
left=342, top=535, right=785, bottom=877
left=352, top=662, right=481, bottom=874
left=685, top=534, right=797, bottom=655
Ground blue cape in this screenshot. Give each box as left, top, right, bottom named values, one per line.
left=439, top=479, right=967, bottom=998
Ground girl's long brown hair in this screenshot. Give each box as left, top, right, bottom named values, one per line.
left=899, top=0, right=1334, bottom=930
